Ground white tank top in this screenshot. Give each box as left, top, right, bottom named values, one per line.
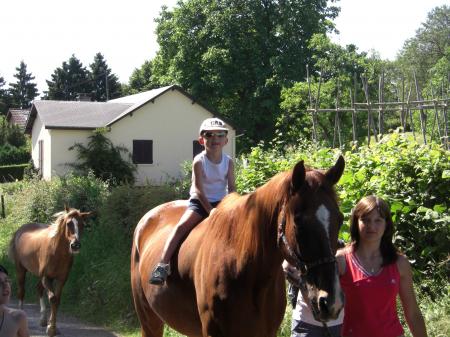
left=189, top=151, right=231, bottom=202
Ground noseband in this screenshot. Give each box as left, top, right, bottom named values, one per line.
left=277, top=213, right=336, bottom=275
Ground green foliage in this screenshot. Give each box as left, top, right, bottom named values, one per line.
left=0, top=163, right=28, bottom=182
left=236, top=133, right=449, bottom=288
left=152, top=0, right=339, bottom=147
left=123, top=60, right=160, bottom=95
left=99, top=184, right=179, bottom=237
left=68, top=128, right=136, bottom=186
left=45, top=54, right=92, bottom=100
left=90, top=53, right=122, bottom=101
left=8, top=61, right=39, bottom=109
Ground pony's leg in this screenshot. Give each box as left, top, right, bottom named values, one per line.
left=15, top=263, right=27, bottom=309
left=37, top=279, right=48, bottom=326
left=42, top=276, right=61, bottom=337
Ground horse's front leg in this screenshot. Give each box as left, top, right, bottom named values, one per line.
left=37, top=279, right=48, bottom=327
left=42, top=277, right=63, bottom=337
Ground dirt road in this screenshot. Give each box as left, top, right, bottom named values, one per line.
left=9, top=299, right=120, bottom=337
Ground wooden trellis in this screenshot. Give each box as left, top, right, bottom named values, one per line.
left=306, top=70, right=449, bottom=150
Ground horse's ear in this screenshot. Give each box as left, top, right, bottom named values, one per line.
left=325, top=155, right=345, bottom=185
left=81, top=211, right=93, bottom=218
left=64, top=204, right=70, bottom=213
left=291, top=160, right=306, bottom=192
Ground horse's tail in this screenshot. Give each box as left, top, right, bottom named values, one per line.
left=130, top=241, right=164, bottom=337
left=8, top=229, right=19, bottom=263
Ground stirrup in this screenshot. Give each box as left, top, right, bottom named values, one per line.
left=149, top=263, right=171, bottom=285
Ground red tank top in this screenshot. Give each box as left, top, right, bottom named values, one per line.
left=340, top=250, right=404, bottom=337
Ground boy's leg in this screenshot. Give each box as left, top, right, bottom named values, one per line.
left=149, top=210, right=203, bottom=285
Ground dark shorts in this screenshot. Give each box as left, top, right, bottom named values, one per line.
left=188, top=199, right=220, bottom=218
left=291, top=319, right=342, bottom=337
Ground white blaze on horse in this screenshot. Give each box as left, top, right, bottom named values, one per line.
left=131, top=156, right=345, bottom=337
left=9, top=206, right=92, bottom=337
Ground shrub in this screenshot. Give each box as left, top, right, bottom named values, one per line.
left=0, top=163, right=28, bottom=182
left=0, top=144, right=30, bottom=165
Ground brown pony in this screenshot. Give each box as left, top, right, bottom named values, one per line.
left=131, top=156, right=345, bottom=337
left=9, top=206, right=91, bottom=337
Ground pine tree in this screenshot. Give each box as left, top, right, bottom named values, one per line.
left=45, top=55, right=92, bottom=100
left=0, top=75, right=10, bottom=114
left=90, top=53, right=122, bottom=101
left=8, top=61, right=39, bottom=109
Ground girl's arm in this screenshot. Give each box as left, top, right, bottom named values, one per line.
left=227, top=159, right=236, bottom=193
left=397, top=255, right=428, bottom=337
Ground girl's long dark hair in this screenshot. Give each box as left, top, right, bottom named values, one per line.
left=350, top=195, right=398, bottom=266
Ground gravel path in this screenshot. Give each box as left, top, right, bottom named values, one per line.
left=9, top=299, right=121, bottom=337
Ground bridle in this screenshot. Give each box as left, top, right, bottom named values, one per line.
left=277, top=209, right=337, bottom=337
left=277, top=214, right=336, bottom=275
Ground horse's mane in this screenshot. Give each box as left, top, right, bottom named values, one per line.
left=205, top=166, right=338, bottom=266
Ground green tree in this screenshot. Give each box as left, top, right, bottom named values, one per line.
left=152, top=0, right=339, bottom=147
left=90, top=53, right=122, bottom=101
left=397, top=5, right=449, bottom=96
left=8, top=61, right=39, bottom=109
left=45, top=55, right=92, bottom=100
left=0, top=75, right=10, bottom=114
left=124, top=60, right=159, bottom=95
left=68, top=128, right=136, bottom=185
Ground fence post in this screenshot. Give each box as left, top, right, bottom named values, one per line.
left=1, top=195, right=5, bottom=219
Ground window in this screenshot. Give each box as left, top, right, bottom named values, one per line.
left=133, top=140, right=153, bottom=164
left=193, top=140, right=204, bottom=158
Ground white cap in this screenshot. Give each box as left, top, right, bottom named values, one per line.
left=199, top=118, right=228, bottom=134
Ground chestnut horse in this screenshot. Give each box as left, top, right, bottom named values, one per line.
left=9, top=206, right=91, bottom=337
left=131, top=156, right=345, bottom=337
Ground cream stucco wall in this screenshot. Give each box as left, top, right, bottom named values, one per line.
left=50, top=129, right=92, bottom=177
left=107, top=90, right=235, bottom=185
left=31, top=115, right=52, bottom=179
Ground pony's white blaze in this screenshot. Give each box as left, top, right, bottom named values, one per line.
left=72, top=218, right=79, bottom=238
left=316, top=204, right=330, bottom=238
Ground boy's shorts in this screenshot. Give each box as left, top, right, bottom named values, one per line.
left=188, top=199, right=220, bottom=218
left=291, top=319, right=342, bottom=337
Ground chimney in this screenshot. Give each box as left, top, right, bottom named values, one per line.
left=76, top=93, right=92, bottom=102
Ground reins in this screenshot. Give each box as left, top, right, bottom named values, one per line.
left=277, top=211, right=335, bottom=337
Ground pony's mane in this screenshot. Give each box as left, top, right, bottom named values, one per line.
left=49, top=208, right=79, bottom=240
left=206, top=166, right=338, bottom=266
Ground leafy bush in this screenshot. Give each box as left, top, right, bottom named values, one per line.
left=0, top=163, right=28, bottom=182
left=0, top=144, right=30, bottom=165
left=68, top=128, right=136, bottom=186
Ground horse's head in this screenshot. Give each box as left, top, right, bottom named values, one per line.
left=280, top=156, right=345, bottom=322
left=62, top=205, right=92, bottom=254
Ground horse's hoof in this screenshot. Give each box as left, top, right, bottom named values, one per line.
left=46, top=325, right=60, bottom=336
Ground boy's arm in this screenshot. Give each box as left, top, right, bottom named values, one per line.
left=227, top=160, right=236, bottom=193
left=192, top=159, right=214, bottom=214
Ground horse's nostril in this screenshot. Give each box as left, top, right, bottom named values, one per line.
left=71, top=242, right=81, bottom=250
left=319, top=296, right=329, bottom=313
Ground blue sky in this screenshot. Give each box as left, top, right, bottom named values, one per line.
left=1, top=0, right=447, bottom=95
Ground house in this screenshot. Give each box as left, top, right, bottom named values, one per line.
left=25, top=85, right=236, bottom=185
left=6, top=108, right=30, bottom=130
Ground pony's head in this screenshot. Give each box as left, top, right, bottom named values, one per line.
left=280, top=156, right=345, bottom=322
left=54, top=206, right=92, bottom=254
